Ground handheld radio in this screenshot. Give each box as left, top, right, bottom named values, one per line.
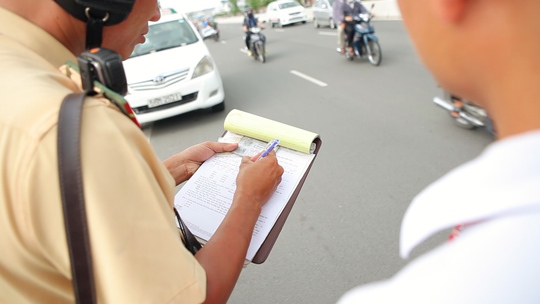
left=77, top=48, right=128, bottom=95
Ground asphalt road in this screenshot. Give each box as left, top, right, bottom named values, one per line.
left=144, top=20, right=494, bottom=304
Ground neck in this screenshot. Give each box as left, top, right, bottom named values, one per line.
left=0, top=0, right=86, bottom=56
left=482, top=24, right=540, bottom=140
left=485, top=71, right=540, bottom=140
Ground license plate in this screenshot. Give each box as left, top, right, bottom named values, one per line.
left=148, top=92, right=182, bottom=108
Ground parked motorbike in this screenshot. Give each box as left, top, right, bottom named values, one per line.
left=344, top=5, right=382, bottom=66
left=201, top=20, right=220, bottom=42
left=248, top=27, right=266, bottom=63
left=433, top=91, right=496, bottom=135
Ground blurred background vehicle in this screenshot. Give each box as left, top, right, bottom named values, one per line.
left=312, top=0, right=336, bottom=28
left=433, top=90, right=495, bottom=136
left=247, top=27, right=267, bottom=63
left=343, top=7, right=382, bottom=66
left=123, top=13, right=225, bottom=125
left=200, top=17, right=220, bottom=41
left=267, top=0, right=308, bottom=28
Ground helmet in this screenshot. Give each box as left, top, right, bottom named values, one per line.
left=54, top=0, right=135, bottom=25
left=245, top=7, right=254, bottom=19
left=53, top=0, right=136, bottom=49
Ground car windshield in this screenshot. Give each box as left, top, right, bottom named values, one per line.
left=278, top=1, right=300, bottom=9
left=130, top=18, right=198, bottom=58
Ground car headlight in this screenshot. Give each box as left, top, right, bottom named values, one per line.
left=192, top=56, right=214, bottom=79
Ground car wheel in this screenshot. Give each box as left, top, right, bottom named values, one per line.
left=211, top=100, right=225, bottom=112
left=330, top=18, right=336, bottom=29
left=302, top=21, right=306, bottom=24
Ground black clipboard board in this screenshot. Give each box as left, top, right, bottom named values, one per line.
left=251, top=137, right=322, bottom=264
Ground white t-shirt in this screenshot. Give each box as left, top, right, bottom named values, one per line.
left=338, top=130, right=540, bottom=303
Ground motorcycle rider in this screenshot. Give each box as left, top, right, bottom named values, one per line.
left=201, top=16, right=219, bottom=41
left=243, top=7, right=265, bottom=56
left=341, top=0, right=369, bottom=56
left=208, top=16, right=218, bottom=31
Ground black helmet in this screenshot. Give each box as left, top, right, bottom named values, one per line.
left=54, top=0, right=136, bottom=49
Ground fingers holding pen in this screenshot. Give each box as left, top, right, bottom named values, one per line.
left=244, top=150, right=284, bottom=183
left=236, top=150, right=284, bottom=207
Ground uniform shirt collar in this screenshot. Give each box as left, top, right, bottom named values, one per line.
left=0, top=7, right=76, bottom=68
left=400, top=130, right=540, bottom=258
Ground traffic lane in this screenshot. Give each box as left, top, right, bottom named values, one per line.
left=209, top=22, right=494, bottom=304
left=206, top=22, right=479, bottom=225
left=148, top=21, right=494, bottom=304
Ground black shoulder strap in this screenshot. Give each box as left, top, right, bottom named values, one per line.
left=57, top=92, right=96, bottom=304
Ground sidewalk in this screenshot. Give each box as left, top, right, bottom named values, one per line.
left=216, top=0, right=401, bottom=24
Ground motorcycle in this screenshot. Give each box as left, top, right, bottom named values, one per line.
left=200, top=20, right=220, bottom=42
left=344, top=5, right=382, bottom=66
left=433, top=90, right=496, bottom=135
left=248, top=27, right=266, bottom=63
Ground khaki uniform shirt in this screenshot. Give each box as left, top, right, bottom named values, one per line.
left=0, top=8, right=206, bottom=303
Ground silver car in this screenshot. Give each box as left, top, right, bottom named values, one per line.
left=313, top=0, right=336, bottom=28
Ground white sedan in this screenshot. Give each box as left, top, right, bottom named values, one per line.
left=267, top=0, right=308, bottom=28
left=123, top=13, right=225, bottom=125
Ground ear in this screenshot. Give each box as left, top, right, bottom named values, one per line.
left=434, top=0, right=467, bottom=23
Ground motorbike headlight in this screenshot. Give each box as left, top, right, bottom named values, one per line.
left=192, top=56, right=214, bottom=79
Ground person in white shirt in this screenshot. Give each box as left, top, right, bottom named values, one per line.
left=338, top=0, right=540, bottom=302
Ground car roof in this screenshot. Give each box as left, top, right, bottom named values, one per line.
left=150, top=12, right=189, bottom=25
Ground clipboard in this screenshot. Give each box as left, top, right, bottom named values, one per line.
left=175, top=110, right=322, bottom=264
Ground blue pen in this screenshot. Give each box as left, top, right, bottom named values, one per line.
left=256, top=139, right=280, bottom=161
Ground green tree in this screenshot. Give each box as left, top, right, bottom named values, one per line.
left=229, top=0, right=240, bottom=15
left=247, top=0, right=262, bottom=11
